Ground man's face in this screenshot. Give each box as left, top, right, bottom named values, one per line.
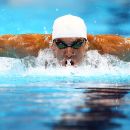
left=51, top=37, right=88, bottom=66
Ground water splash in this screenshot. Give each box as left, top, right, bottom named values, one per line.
left=0, top=49, right=130, bottom=86
left=66, top=59, right=72, bottom=66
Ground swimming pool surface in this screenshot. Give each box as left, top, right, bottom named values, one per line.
left=0, top=0, right=130, bottom=130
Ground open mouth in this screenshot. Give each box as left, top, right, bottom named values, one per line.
left=65, top=59, right=74, bottom=66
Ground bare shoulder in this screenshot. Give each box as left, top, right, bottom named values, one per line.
left=88, top=34, right=129, bottom=44
left=0, top=34, right=51, bottom=58
left=87, top=34, right=130, bottom=61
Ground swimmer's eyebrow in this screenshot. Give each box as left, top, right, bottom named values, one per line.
left=53, top=38, right=62, bottom=41
left=73, top=38, right=86, bottom=43
left=53, top=39, right=63, bottom=43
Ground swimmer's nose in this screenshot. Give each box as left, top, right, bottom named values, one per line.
left=65, top=47, right=75, bottom=58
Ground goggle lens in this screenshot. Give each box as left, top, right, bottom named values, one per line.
left=53, top=39, right=86, bottom=49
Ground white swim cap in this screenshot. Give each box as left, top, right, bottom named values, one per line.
left=52, top=14, right=87, bottom=40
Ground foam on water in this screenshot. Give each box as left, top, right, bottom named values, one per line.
left=0, top=49, right=130, bottom=86
left=24, top=49, right=130, bottom=77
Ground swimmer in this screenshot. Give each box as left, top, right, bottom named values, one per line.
left=0, top=14, right=130, bottom=66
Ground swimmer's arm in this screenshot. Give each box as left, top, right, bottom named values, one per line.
left=87, top=34, right=130, bottom=61
left=0, top=34, right=51, bottom=58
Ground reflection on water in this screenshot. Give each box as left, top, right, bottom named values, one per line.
left=0, top=84, right=130, bottom=130
left=54, top=87, right=130, bottom=130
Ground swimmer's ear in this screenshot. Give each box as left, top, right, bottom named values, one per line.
left=49, top=40, right=53, bottom=48
left=84, top=40, right=89, bottom=51
left=49, top=40, right=56, bottom=51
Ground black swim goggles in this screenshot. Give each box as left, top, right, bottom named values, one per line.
left=53, top=38, right=87, bottom=49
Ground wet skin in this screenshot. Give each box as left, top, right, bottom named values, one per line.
left=51, top=37, right=88, bottom=66
left=1, top=34, right=130, bottom=63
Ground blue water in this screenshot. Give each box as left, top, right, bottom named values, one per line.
left=0, top=0, right=130, bottom=130
left=0, top=0, right=130, bottom=36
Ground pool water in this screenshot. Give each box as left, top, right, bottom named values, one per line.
left=0, top=0, right=130, bottom=130
left=1, top=84, right=130, bottom=130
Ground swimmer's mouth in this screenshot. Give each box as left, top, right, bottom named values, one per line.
left=64, top=59, right=75, bottom=66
